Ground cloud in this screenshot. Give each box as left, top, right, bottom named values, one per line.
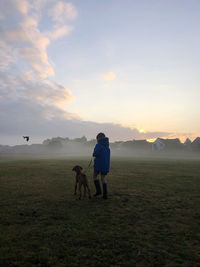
left=103, top=72, right=116, bottom=81
left=0, top=0, right=77, bottom=107
left=0, top=97, right=170, bottom=145
left=46, top=25, right=73, bottom=40
left=0, top=0, right=79, bottom=146
left=0, top=41, right=16, bottom=70
left=0, top=70, right=74, bottom=111
left=0, top=0, right=30, bottom=18
left=18, top=47, right=54, bottom=78
left=0, top=0, right=77, bottom=79
left=15, top=0, right=30, bottom=14
left=0, top=1, right=175, bottom=146
left=48, top=1, right=78, bottom=24
left=1, top=19, right=53, bottom=78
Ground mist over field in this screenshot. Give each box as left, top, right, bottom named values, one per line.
left=0, top=136, right=200, bottom=160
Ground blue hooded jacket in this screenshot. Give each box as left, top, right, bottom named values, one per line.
left=93, top=138, right=110, bottom=174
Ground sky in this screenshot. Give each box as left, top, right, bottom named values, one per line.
left=0, top=0, right=200, bottom=145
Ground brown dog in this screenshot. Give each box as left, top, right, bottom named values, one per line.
left=72, top=165, right=91, bottom=200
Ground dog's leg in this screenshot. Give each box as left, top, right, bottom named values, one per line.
left=79, top=183, right=82, bottom=200
left=74, top=182, right=77, bottom=195
left=86, top=184, right=91, bottom=199
left=83, top=185, right=87, bottom=198
left=74, top=176, right=78, bottom=195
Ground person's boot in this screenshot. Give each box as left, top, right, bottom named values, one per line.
left=103, top=183, right=108, bottom=199
left=94, top=180, right=102, bottom=196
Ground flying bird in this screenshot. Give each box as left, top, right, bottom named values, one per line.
left=23, top=136, right=30, bottom=142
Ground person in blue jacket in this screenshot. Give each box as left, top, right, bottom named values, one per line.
left=93, top=132, right=110, bottom=199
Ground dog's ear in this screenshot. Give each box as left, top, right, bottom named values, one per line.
left=72, top=165, right=82, bottom=172
left=72, top=166, right=76, bottom=171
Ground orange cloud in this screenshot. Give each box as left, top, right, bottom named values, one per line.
left=103, top=72, right=116, bottom=81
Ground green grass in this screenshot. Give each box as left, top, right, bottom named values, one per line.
left=0, top=156, right=200, bottom=266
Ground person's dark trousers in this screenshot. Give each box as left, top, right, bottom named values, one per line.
left=94, top=180, right=102, bottom=196
left=103, top=183, right=108, bottom=199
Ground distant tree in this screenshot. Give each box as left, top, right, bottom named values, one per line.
left=43, top=139, right=51, bottom=145
left=73, top=136, right=87, bottom=143
left=47, top=139, right=63, bottom=150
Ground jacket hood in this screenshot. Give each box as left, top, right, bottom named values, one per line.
left=98, top=137, right=109, bottom=147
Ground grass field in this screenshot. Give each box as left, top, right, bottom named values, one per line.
left=0, top=156, right=200, bottom=266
